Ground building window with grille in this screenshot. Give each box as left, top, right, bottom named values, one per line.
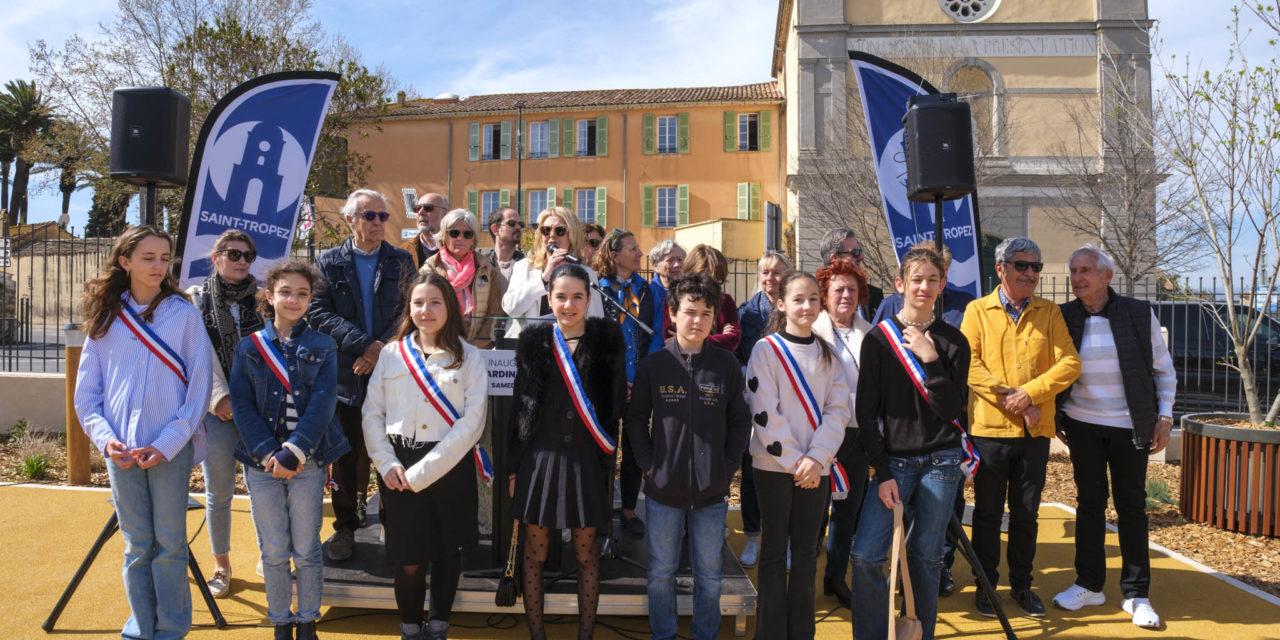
left=575, top=188, right=596, bottom=223
left=528, top=121, right=548, bottom=159
left=656, top=186, right=677, bottom=228
left=738, top=113, right=759, bottom=151
left=481, top=191, right=501, bottom=216
left=527, top=190, right=548, bottom=223
left=577, top=119, right=597, bottom=157
left=657, top=116, right=678, bottom=155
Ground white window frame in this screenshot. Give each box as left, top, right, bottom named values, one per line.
left=738, top=113, right=759, bottom=152
left=576, top=119, right=597, bottom=157
left=481, top=191, right=501, bottom=216
left=482, top=123, right=501, bottom=160
left=657, top=116, right=678, bottom=155
left=575, top=188, right=596, bottom=223
left=528, top=121, right=548, bottom=159
left=656, top=186, right=677, bottom=228
left=527, top=190, right=548, bottom=223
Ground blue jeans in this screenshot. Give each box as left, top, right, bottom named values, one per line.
left=201, top=413, right=239, bottom=557
left=245, top=461, right=326, bottom=625
left=645, top=499, right=729, bottom=640
left=852, top=449, right=962, bottom=640
left=107, top=442, right=194, bottom=640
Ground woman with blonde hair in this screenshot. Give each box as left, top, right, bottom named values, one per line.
left=501, top=206, right=603, bottom=339
left=421, top=208, right=507, bottom=348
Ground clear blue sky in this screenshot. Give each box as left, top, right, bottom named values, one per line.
left=0, top=0, right=1255, bottom=250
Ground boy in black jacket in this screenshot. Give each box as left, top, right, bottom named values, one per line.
left=624, top=273, right=752, bottom=640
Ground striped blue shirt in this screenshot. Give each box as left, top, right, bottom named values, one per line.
left=74, top=294, right=214, bottom=465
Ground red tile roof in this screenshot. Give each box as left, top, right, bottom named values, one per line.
left=381, top=82, right=781, bottom=119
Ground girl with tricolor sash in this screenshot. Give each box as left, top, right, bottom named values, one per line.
left=744, top=270, right=851, bottom=640
left=228, top=260, right=348, bottom=640
left=507, top=263, right=626, bottom=640
left=75, top=225, right=214, bottom=640
left=850, top=246, right=971, bottom=640
left=362, top=271, right=487, bottom=640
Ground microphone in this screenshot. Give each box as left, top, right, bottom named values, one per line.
left=547, top=242, right=581, bottom=264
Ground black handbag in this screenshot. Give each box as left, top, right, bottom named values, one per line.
left=495, top=520, right=521, bottom=607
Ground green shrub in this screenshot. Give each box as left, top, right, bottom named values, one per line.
left=1146, top=478, right=1175, bottom=511
left=8, top=419, right=30, bottom=443
left=17, top=453, right=51, bottom=480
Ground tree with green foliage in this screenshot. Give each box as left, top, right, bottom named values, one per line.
left=0, top=80, right=53, bottom=225
left=84, top=181, right=131, bottom=237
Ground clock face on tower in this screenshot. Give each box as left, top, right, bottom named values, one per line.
left=938, top=0, right=1001, bottom=23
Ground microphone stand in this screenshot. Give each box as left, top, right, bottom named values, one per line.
left=590, top=281, right=655, bottom=336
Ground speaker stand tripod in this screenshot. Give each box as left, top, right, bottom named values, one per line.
left=43, top=497, right=226, bottom=632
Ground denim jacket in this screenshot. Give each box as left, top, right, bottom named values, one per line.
left=229, top=320, right=350, bottom=470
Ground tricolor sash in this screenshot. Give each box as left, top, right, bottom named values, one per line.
left=250, top=330, right=291, bottom=393
left=118, top=299, right=188, bottom=385
left=876, top=319, right=980, bottom=478
left=397, top=337, right=495, bottom=485
left=552, top=325, right=616, bottom=455
left=762, top=334, right=849, bottom=499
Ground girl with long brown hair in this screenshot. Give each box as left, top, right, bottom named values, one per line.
left=362, top=271, right=487, bottom=640
left=74, top=225, right=214, bottom=639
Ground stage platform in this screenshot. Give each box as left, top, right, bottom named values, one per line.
left=321, top=495, right=758, bottom=635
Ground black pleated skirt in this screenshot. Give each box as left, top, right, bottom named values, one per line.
left=378, top=440, right=479, bottom=564
left=510, top=444, right=612, bottom=530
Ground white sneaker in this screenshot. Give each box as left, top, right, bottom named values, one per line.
left=1053, top=584, right=1105, bottom=611
left=739, top=537, right=759, bottom=567
left=207, top=567, right=231, bottom=598
left=1123, top=597, right=1160, bottom=628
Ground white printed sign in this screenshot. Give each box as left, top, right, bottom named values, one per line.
left=483, top=350, right=517, bottom=396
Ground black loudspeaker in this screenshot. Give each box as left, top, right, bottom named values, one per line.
left=110, top=87, right=191, bottom=188
left=902, top=93, right=976, bottom=202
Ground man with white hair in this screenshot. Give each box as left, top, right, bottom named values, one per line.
left=1051, top=244, right=1175, bottom=628
left=309, top=188, right=414, bottom=561
left=402, top=192, right=448, bottom=268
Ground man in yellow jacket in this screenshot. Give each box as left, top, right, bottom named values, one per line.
left=960, top=237, right=1081, bottom=619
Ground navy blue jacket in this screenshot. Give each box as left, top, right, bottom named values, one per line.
left=308, top=239, right=413, bottom=405
left=736, top=290, right=774, bottom=365
left=229, top=321, right=350, bottom=470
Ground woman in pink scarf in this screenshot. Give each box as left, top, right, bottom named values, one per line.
left=421, top=209, right=508, bottom=349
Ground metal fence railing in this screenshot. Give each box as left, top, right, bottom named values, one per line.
left=4, top=232, right=1275, bottom=416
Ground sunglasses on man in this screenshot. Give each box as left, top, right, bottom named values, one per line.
left=216, top=248, right=257, bottom=263
left=447, top=229, right=475, bottom=239
left=539, top=225, right=567, bottom=237
left=361, top=210, right=390, bottom=222
left=501, top=219, right=524, bottom=228
left=414, top=203, right=440, bottom=214
left=1003, top=260, right=1044, bottom=273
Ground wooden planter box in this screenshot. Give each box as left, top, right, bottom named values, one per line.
left=1180, top=413, right=1280, bottom=537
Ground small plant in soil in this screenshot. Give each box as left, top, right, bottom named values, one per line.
left=1146, top=478, right=1175, bottom=511
left=17, top=453, right=51, bottom=480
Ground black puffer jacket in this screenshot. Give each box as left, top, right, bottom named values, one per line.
left=624, top=340, right=752, bottom=510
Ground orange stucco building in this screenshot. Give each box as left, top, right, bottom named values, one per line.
left=319, top=83, right=786, bottom=258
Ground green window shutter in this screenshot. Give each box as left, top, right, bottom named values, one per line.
left=737, top=182, right=749, bottom=219
left=547, top=187, right=556, bottom=207
left=749, top=183, right=762, bottom=220
left=518, top=189, right=525, bottom=215
left=677, top=112, right=691, bottom=154
left=548, top=119, right=559, bottom=158
left=562, top=117, right=574, bottom=158
left=723, top=111, right=736, bottom=152
left=596, top=116, right=608, bottom=157
left=467, top=189, right=478, bottom=214
left=595, top=186, right=607, bottom=226
left=468, top=123, right=480, bottom=162
left=642, top=185, right=655, bottom=228
left=500, top=120, right=512, bottom=160
left=677, top=184, right=689, bottom=227
left=759, top=111, right=772, bottom=152
left=500, top=188, right=510, bottom=208
left=642, top=114, right=655, bottom=155
left=523, top=122, right=529, bottom=159
left=564, top=188, right=574, bottom=213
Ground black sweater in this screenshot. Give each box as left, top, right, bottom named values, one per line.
left=856, top=316, right=970, bottom=480
left=623, top=340, right=752, bottom=509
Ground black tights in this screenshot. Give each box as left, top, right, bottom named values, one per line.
left=394, top=553, right=462, bottom=625
left=521, top=524, right=599, bottom=640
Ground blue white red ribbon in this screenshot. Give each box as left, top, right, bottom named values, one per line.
left=398, top=336, right=494, bottom=484
left=250, top=330, right=291, bottom=393
left=876, top=319, right=979, bottom=478
left=118, top=297, right=187, bottom=385
left=552, top=325, right=616, bottom=455
left=763, top=334, right=849, bottom=498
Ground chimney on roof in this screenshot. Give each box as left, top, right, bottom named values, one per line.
left=396, top=90, right=406, bottom=106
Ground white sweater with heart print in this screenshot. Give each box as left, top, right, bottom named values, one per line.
left=745, top=332, right=851, bottom=476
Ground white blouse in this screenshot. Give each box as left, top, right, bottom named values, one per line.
left=361, top=335, right=487, bottom=492
left=500, top=258, right=605, bottom=339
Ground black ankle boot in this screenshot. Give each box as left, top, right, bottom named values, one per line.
left=273, top=623, right=294, bottom=640
left=296, top=620, right=319, bottom=640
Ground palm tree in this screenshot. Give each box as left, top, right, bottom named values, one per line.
left=0, top=127, right=13, bottom=215
left=0, top=80, right=52, bottom=225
